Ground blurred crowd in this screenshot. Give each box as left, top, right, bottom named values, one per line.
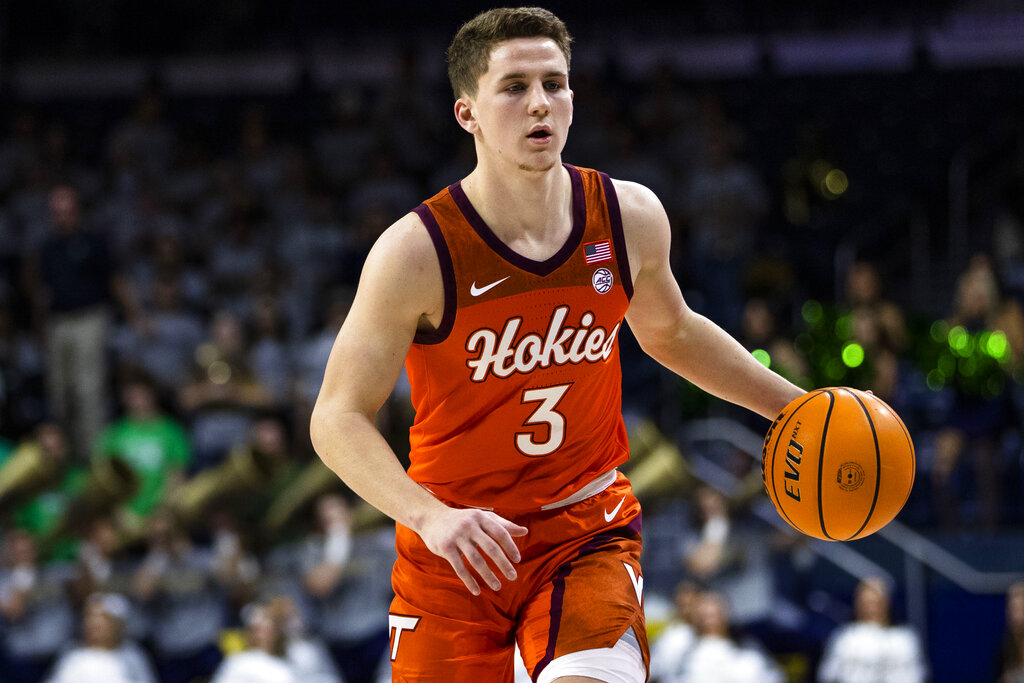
left=1, top=50, right=1024, bottom=681
left=646, top=576, right=929, bottom=683
left=0, top=488, right=394, bottom=683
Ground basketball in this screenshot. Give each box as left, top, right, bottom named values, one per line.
left=761, top=387, right=915, bottom=541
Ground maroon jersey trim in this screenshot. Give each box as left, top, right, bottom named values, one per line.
left=412, top=204, right=457, bottom=345
left=598, top=172, right=633, bottom=301
left=447, top=164, right=587, bottom=277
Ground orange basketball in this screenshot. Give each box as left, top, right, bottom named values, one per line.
left=761, top=387, right=915, bottom=541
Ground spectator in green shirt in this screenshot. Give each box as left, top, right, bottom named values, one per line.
left=0, top=421, right=86, bottom=561
left=94, top=371, right=191, bottom=537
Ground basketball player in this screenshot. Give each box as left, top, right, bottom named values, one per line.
left=310, top=7, right=804, bottom=682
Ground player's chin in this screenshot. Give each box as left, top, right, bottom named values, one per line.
left=516, top=158, right=560, bottom=173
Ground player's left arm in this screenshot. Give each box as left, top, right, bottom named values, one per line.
left=616, top=179, right=804, bottom=420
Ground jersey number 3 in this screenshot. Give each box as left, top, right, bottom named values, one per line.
left=516, top=383, right=572, bottom=457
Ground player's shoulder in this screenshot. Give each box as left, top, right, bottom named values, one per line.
left=607, top=177, right=665, bottom=215
left=357, top=209, right=444, bottom=304
left=602, top=176, right=670, bottom=257
left=604, top=177, right=669, bottom=236
left=365, top=210, right=436, bottom=270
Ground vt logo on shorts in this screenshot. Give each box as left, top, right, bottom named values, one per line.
left=623, top=563, right=644, bottom=606
left=389, top=613, right=421, bottom=661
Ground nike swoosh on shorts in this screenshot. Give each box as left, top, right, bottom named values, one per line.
left=604, top=496, right=626, bottom=522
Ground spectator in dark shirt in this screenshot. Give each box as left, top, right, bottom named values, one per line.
left=301, top=495, right=394, bottom=683
left=177, top=309, right=273, bottom=469
left=0, top=299, right=47, bottom=437
left=25, top=185, right=141, bottom=460
left=129, top=510, right=228, bottom=683
left=932, top=255, right=1024, bottom=530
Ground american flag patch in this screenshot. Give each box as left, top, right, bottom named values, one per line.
left=584, top=240, right=613, bottom=264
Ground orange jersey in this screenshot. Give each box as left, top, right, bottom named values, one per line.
left=405, top=164, right=632, bottom=511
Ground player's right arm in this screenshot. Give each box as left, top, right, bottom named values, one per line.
left=309, top=212, right=525, bottom=596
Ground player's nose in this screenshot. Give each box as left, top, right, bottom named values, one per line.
left=527, top=83, right=550, bottom=116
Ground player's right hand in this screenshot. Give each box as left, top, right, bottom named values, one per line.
left=416, top=507, right=528, bottom=596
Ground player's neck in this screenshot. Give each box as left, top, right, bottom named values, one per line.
left=460, top=161, right=571, bottom=247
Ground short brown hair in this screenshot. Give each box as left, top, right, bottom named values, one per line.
left=446, top=7, right=573, bottom=99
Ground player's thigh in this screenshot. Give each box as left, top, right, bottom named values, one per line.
left=388, top=593, right=516, bottom=682
left=389, top=524, right=519, bottom=682
left=517, top=534, right=649, bottom=680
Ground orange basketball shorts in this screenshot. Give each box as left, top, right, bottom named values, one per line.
left=388, top=472, right=649, bottom=682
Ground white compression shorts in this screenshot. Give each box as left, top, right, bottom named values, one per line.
left=536, top=628, right=645, bottom=683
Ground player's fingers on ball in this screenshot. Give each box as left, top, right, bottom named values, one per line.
left=461, top=545, right=502, bottom=592
left=474, top=533, right=517, bottom=580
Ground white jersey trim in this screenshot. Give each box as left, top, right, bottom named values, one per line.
left=540, top=469, right=618, bottom=511
left=426, top=468, right=616, bottom=513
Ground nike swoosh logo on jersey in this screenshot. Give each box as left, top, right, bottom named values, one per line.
left=604, top=496, right=626, bottom=522
left=470, top=276, right=510, bottom=297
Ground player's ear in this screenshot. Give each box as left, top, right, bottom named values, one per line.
left=454, top=97, right=478, bottom=134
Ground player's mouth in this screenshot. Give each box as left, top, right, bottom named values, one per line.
left=526, top=126, right=552, bottom=144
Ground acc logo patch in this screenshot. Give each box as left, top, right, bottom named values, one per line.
left=592, top=267, right=613, bottom=294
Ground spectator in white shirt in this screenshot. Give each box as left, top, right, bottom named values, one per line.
left=269, top=595, right=343, bottom=683
left=678, top=590, right=783, bottom=683
left=47, top=592, right=157, bottom=683
left=212, top=601, right=296, bottom=683
left=818, top=577, right=927, bottom=683
left=649, top=580, right=701, bottom=683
